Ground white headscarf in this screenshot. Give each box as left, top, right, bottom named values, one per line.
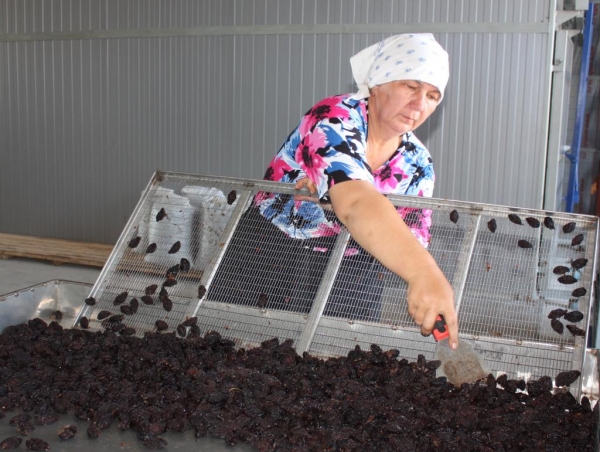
left=350, top=33, right=450, bottom=101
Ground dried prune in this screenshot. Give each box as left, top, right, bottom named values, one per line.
left=58, top=424, right=77, bottom=440
left=525, top=217, right=540, bottom=228
left=552, top=266, right=570, bottom=275
left=181, top=317, right=198, bottom=327
left=168, top=241, right=181, bottom=254
left=79, top=317, right=89, bottom=329
left=106, top=314, right=124, bottom=323
left=9, top=414, right=31, bottom=425
left=113, top=291, right=128, bottom=305
left=550, top=319, right=564, bottom=334
left=571, top=287, right=587, bottom=297
left=562, top=222, right=576, bottom=233
left=120, top=305, right=134, bottom=315
left=156, top=208, right=168, bottom=222
left=121, top=327, right=136, bottom=336
left=146, top=243, right=157, bottom=254
left=176, top=325, right=187, bottom=337
left=162, top=279, right=177, bottom=288
left=227, top=190, right=237, bottom=205
left=145, top=284, right=158, bottom=296
left=449, top=210, right=459, bottom=224
left=198, top=285, right=206, bottom=299
left=548, top=308, right=567, bottom=320
left=142, top=436, right=168, bottom=450
left=555, top=370, right=581, bottom=387
left=159, top=287, right=168, bottom=301
left=543, top=216, right=555, bottom=229
left=571, top=234, right=584, bottom=246
left=166, top=264, right=179, bottom=278
left=563, top=311, right=584, bottom=323
left=97, top=310, right=112, bottom=320
left=25, top=438, right=49, bottom=451
left=130, top=298, right=139, bottom=312
left=557, top=275, right=578, bottom=284
left=508, top=214, right=522, bottom=225
left=84, top=297, right=96, bottom=306
left=571, top=258, right=588, bottom=270
left=16, top=422, right=35, bottom=435
left=517, top=239, right=533, bottom=249
left=155, top=320, right=168, bottom=331
left=162, top=297, right=173, bottom=312
left=179, top=258, right=191, bottom=272
left=257, top=293, right=268, bottom=308
left=52, top=310, right=62, bottom=320
left=128, top=236, right=141, bottom=248
left=87, top=424, right=100, bottom=439
left=35, top=413, right=60, bottom=426
left=566, top=324, right=586, bottom=337
left=141, top=295, right=154, bottom=305
left=0, top=436, right=22, bottom=449
left=487, top=219, right=497, bottom=233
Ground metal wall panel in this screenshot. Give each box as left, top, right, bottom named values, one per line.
left=0, top=0, right=557, bottom=244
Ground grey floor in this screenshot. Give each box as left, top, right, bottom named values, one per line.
left=0, top=256, right=101, bottom=296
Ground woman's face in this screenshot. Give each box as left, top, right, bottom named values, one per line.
left=369, top=80, right=441, bottom=136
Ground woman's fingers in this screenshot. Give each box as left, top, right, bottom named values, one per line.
left=295, top=177, right=317, bottom=194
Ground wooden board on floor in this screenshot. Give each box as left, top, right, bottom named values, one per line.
left=0, top=233, right=113, bottom=268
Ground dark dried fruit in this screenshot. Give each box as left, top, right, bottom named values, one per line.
left=159, top=287, right=168, bottom=301
left=146, top=243, right=157, bottom=254
left=449, top=209, right=459, bottom=224
left=162, top=279, right=177, bottom=288
left=571, top=258, right=588, bottom=270
left=227, top=190, right=237, bottom=205
left=557, top=275, right=578, bottom=284
left=555, top=370, right=581, bottom=387
left=517, top=239, right=533, bottom=249
left=145, top=284, right=158, bottom=295
left=79, top=317, right=89, bottom=329
left=525, top=217, right=540, bottom=228
left=155, top=320, right=168, bottom=331
left=570, top=234, right=584, bottom=246
left=84, top=297, right=96, bottom=306
left=128, top=236, right=141, bottom=248
left=552, top=266, right=570, bottom=275
left=177, top=325, right=187, bottom=337
left=113, top=291, right=128, bottom=305
left=35, top=413, right=60, bottom=426
left=9, top=414, right=31, bottom=425
left=563, top=311, right=584, bottom=323
left=25, top=438, right=49, bottom=451
left=52, top=310, right=63, bottom=320
left=162, top=297, right=173, bottom=312
left=106, top=314, right=124, bottom=323
left=508, top=214, right=522, bottom=225
left=87, top=424, right=100, bottom=439
left=257, top=292, right=268, bottom=308
left=166, top=264, right=180, bottom=278
left=179, top=258, right=191, bottom=272
left=156, top=207, right=168, bottom=222
left=0, top=436, right=22, bottom=449
left=543, top=216, right=555, bottom=229
left=487, top=219, right=497, bottom=233
left=142, top=436, right=168, bottom=450
left=198, top=285, right=206, bottom=299
left=566, top=324, right=586, bottom=337
left=141, top=295, right=154, bottom=305
left=548, top=308, right=567, bottom=320
left=97, top=310, right=112, bottom=320
left=168, top=241, right=181, bottom=254
left=121, top=327, right=136, bottom=336
left=571, top=287, right=587, bottom=297
left=181, top=317, right=198, bottom=327
left=120, top=305, right=134, bottom=315
left=130, top=298, right=139, bottom=312
left=562, top=222, right=576, bottom=233
left=550, top=319, right=564, bottom=334
left=58, top=424, right=77, bottom=440
left=16, top=422, right=35, bottom=436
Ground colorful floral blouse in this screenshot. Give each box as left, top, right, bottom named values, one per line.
left=255, top=93, right=434, bottom=248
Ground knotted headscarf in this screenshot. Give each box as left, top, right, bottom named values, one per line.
left=350, top=33, right=450, bottom=101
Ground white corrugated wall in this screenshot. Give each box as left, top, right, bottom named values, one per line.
left=0, top=0, right=563, bottom=243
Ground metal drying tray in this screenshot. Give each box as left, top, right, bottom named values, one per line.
left=71, top=171, right=599, bottom=400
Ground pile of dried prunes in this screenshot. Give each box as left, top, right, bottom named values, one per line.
left=0, top=318, right=597, bottom=451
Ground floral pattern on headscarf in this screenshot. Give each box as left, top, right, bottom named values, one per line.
left=258, top=94, right=434, bottom=248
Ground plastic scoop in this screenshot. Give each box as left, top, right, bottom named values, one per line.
left=433, top=315, right=490, bottom=386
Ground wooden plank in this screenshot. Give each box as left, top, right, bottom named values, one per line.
left=0, top=233, right=113, bottom=268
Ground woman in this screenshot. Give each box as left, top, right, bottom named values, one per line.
left=210, top=33, right=458, bottom=350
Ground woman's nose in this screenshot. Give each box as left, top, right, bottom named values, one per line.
left=410, top=92, right=427, bottom=111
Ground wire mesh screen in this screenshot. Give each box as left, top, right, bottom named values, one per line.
left=75, top=172, right=598, bottom=393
